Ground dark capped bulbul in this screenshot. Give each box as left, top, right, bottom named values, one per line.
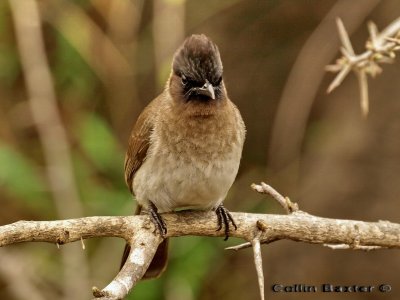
left=121, top=34, right=246, bottom=278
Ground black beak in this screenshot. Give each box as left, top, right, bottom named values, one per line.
left=195, top=80, right=215, bottom=100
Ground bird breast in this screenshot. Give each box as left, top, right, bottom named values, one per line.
left=132, top=102, right=245, bottom=213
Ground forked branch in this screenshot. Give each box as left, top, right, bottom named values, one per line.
left=1, top=186, right=399, bottom=300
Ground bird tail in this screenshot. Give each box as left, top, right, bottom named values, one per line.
left=120, top=205, right=169, bottom=279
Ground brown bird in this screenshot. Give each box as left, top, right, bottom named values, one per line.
left=121, top=34, right=246, bottom=278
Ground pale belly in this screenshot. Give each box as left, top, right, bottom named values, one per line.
left=132, top=149, right=241, bottom=213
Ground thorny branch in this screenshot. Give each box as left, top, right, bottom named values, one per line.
left=1, top=184, right=400, bottom=300
left=327, top=17, right=400, bottom=116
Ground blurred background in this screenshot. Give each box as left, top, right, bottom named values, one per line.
left=1, top=0, right=400, bottom=299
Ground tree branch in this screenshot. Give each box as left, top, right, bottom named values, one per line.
left=92, top=231, right=163, bottom=300
left=1, top=209, right=400, bottom=299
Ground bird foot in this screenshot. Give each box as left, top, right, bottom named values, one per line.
left=215, top=204, right=237, bottom=241
left=149, top=202, right=167, bottom=237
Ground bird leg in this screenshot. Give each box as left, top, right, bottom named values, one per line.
left=215, top=204, right=237, bottom=241
left=148, top=202, right=167, bottom=237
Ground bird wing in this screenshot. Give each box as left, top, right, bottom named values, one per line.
left=124, top=96, right=160, bottom=194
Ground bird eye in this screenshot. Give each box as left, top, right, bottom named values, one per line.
left=181, top=75, right=188, bottom=85
left=215, top=76, right=222, bottom=85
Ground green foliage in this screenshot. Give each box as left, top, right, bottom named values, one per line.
left=168, top=237, right=216, bottom=294
left=0, top=143, right=50, bottom=212
left=53, top=30, right=98, bottom=100
left=129, top=277, right=164, bottom=300
left=0, top=3, right=20, bottom=86
left=0, top=45, right=20, bottom=86
left=76, top=113, right=123, bottom=174
left=73, top=113, right=129, bottom=214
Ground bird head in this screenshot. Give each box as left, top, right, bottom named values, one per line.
left=169, top=34, right=225, bottom=104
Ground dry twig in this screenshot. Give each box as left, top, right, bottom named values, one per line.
left=251, top=182, right=299, bottom=213
left=327, top=17, right=400, bottom=116
left=252, top=238, right=264, bottom=300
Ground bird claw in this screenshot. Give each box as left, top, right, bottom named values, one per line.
left=149, top=202, right=167, bottom=237
left=215, top=204, right=237, bottom=241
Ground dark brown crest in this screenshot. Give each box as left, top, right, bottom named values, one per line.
left=172, top=34, right=223, bottom=86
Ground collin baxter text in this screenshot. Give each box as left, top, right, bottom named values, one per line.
left=272, top=284, right=379, bottom=293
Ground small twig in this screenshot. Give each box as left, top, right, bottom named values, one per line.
left=252, top=238, right=264, bottom=300
left=326, top=64, right=351, bottom=93
left=323, top=244, right=384, bottom=251
left=336, top=18, right=355, bottom=55
left=357, top=70, right=369, bottom=117
left=251, top=182, right=299, bottom=213
left=81, top=236, right=86, bottom=250
left=225, top=242, right=251, bottom=251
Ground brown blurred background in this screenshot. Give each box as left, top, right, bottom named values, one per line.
left=1, top=0, right=400, bottom=299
